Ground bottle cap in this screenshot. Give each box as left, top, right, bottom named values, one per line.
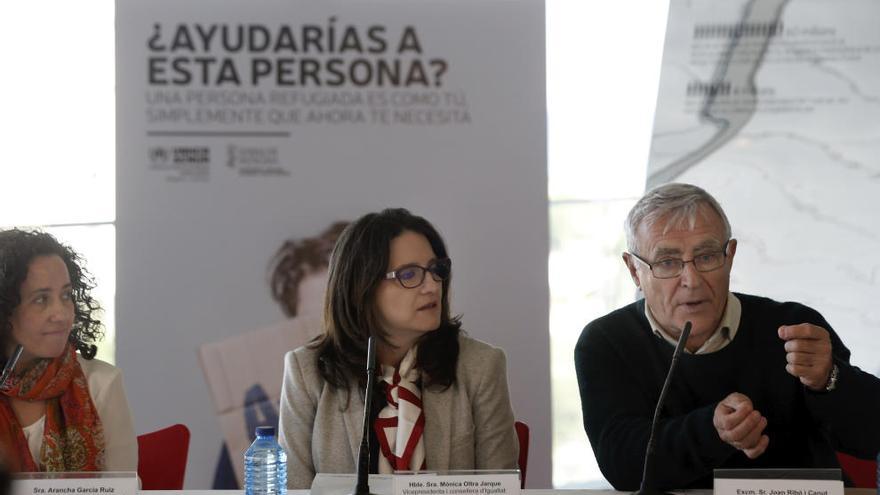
left=255, top=426, right=275, bottom=437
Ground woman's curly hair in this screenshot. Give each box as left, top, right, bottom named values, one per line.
left=0, top=229, right=103, bottom=362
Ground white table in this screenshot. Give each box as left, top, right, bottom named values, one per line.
left=146, top=490, right=875, bottom=495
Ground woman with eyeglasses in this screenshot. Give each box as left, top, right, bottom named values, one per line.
left=0, top=229, right=137, bottom=472
left=278, top=208, right=518, bottom=489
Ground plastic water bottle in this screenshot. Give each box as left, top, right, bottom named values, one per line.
left=244, top=426, right=287, bottom=495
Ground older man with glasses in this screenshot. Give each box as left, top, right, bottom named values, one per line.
left=575, top=183, right=880, bottom=491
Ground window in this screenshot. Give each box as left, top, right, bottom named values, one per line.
left=0, top=0, right=117, bottom=363
left=547, top=0, right=671, bottom=487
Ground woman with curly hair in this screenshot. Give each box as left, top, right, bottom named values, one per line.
left=278, top=209, right=518, bottom=488
left=0, top=229, right=136, bottom=472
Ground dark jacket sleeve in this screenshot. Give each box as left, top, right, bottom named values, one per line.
left=796, top=305, right=880, bottom=460
left=574, top=317, right=734, bottom=490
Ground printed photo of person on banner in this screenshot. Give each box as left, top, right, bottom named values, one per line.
left=199, top=222, right=348, bottom=487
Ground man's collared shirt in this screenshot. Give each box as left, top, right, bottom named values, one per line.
left=645, top=292, right=742, bottom=354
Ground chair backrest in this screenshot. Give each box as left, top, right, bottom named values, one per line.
left=514, top=420, right=530, bottom=488
left=137, top=424, right=191, bottom=490
left=836, top=451, right=877, bottom=488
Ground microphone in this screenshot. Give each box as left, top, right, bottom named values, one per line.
left=351, top=337, right=378, bottom=495
left=634, top=321, right=692, bottom=495
left=0, top=345, right=24, bottom=391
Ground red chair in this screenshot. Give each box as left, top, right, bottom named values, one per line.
left=836, top=451, right=877, bottom=488
left=137, top=424, right=191, bottom=490
left=514, top=421, right=530, bottom=488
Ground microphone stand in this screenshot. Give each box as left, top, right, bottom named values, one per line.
left=634, top=321, right=692, bottom=495
left=351, top=337, right=378, bottom=495
left=0, top=345, right=24, bottom=390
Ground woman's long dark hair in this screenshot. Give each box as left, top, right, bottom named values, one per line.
left=0, top=229, right=103, bottom=364
left=315, top=208, right=461, bottom=392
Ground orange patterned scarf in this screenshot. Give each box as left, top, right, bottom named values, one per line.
left=0, top=345, right=105, bottom=472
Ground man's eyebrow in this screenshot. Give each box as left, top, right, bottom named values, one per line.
left=693, top=240, right=723, bottom=251
left=653, top=246, right=682, bottom=257
left=652, top=240, right=723, bottom=258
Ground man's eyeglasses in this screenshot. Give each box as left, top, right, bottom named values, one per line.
left=384, top=258, right=451, bottom=289
left=629, top=240, right=732, bottom=279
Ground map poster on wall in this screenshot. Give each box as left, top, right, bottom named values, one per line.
left=648, top=0, right=880, bottom=371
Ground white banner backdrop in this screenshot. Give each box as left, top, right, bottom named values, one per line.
left=648, top=0, right=880, bottom=371
left=116, top=0, right=549, bottom=488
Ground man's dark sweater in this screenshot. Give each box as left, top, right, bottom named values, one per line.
left=574, top=293, right=880, bottom=490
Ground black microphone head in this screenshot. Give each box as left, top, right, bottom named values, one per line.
left=671, top=321, right=692, bottom=357
left=366, top=337, right=377, bottom=372
left=681, top=321, right=692, bottom=341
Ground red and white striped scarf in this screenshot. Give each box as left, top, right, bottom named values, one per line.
left=373, top=346, right=426, bottom=473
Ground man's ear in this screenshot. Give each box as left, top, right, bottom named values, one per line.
left=726, top=238, right=738, bottom=265
left=622, top=252, right=641, bottom=288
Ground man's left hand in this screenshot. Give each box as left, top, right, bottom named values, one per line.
left=778, top=323, right=833, bottom=391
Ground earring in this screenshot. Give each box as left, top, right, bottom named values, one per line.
left=76, top=342, right=98, bottom=360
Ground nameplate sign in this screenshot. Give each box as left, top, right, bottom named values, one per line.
left=11, top=472, right=138, bottom=495
left=714, top=469, right=843, bottom=495
left=393, top=471, right=521, bottom=495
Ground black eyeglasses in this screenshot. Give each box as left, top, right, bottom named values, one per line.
left=384, top=258, right=451, bottom=289
left=629, top=240, right=732, bottom=279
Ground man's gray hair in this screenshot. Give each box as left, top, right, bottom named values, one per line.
left=625, top=183, right=732, bottom=254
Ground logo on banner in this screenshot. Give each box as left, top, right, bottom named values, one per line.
left=148, top=146, right=209, bottom=165
left=174, top=147, right=210, bottom=163
left=226, top=145, right=288, bottom=177
left=148, top=147, right=170, bottom=165
left=147, top=146, right=211, bottom=182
